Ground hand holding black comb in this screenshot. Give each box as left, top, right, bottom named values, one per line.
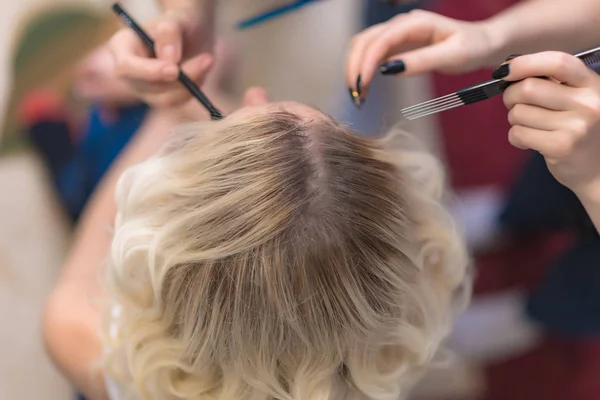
left=111, top=3, right=224, bottom=120
left=401, top=45, right=600, bottom=120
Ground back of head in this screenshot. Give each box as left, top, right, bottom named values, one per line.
left=105, top=109, right=469, bottom=400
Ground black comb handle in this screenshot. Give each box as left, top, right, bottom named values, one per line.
left=580, top=50, right=600, bottom=74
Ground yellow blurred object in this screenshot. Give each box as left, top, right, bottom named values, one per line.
left=0, top=4, right=120, bottom=154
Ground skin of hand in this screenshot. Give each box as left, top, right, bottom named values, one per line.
left=345, top=9, right=497, bottom=100
left=42, top=109, right=181, bottom=400
left=109, top=3, right=214, bottom=107
left=42, top=87, right=270, bottom=399
left=74, top=45, right=138, bottom=105
left=499, top=52, right=600, bottom=228
left=345, top=0, right=600, bottom=103
left=176, top=38, right=241, bottom=121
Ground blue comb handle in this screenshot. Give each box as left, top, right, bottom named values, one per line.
left=237, top=0, right=322, bottom=30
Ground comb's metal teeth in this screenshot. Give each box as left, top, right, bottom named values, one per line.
left=404, top=101, right=466, bottom=120
left=400, top=90, right=491, bottom=116
left=401, top=95, right=461, bottom=118
left=402, top=102, right=463, bottom=119
left=401, top=92, right=457, bottom=112
left=402, top=96, right=469, bottom=118
left=401, top=85, right=492, bottom=120
left=403, top=99, right=464, bottom=119
left=402, top=90, right=489, bottom=119
left=401, top=97, right=460, bottom=117
left=403, top=91, right=488, bottom=119
left=404, top=93, right=488, bottom=119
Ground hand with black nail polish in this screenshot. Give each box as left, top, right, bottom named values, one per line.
left=345, top=9, right=497, bottom=103
left=491, top=54, right=521, bottom=79
left=492, top=63, right=510, bottom=80
left=109, top=2, right=215, bottom=108
left=500, top=51, right=600, bottom=230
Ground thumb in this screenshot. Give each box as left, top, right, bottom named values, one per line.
left=493, top=52, right=593, bottom=88
left=180, top=53, right=214, bottom=87
left=243, top=87, right=270, bottom=107
left=385, top=42, right=454, bottom=76
left=154, top=14, right=184, bottom=63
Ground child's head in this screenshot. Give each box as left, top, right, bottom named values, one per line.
left=105, top=101, right=469, bottom=400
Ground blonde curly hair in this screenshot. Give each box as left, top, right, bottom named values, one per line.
left=104, top=107, right=470, bottom=400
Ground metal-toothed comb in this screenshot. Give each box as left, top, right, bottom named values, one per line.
left=401, top=45, right=600, bottom=120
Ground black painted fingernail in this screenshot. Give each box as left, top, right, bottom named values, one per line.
left=492, top=63, right=510, bottom=80
left=353, top=75, right=363, bottom=108
left=505, top=54, right=521, bottom=61
left=350, top=89, right=361, bottom=108
left=348, top=87, right=356, bottom=105
left=349, top=88, right=361, bottom=108
left=379, top=60, right=406, bottom=75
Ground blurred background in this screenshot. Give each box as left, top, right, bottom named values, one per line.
left=1, top=0, right=598, bottom=399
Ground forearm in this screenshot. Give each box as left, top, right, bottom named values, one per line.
left=481, top=0, right=600, bottom=66
left=43, top=110, right=179, bottom=399
left=577, top=185, right=600, bottom=233
left=44, top=288, right=108, bottom=400
left=159, top=0, right=215, bottom=13
left=158, top=0, right=216, bottom=39
left=43, top=169, right=123, bottom=399
left=584, top=205, right=600, bottom=234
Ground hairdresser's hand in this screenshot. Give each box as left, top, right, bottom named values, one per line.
left=109, top=3, right=214, bottom=107
left=345, top=10, right=495, bottom=102
left=498, top=51, right=600, bottom=202
left=177, top=86, right=269, bottom=121
left=74, top=46, right=137, bottom=105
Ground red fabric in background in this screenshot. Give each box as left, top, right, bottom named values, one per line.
left=484, top=336, right=600, bottom=400
left=428, top=0, right=568, bottom=295
left=426, top=1, right=600, bottom=399
left=426, top=0, right=570, bottom=296
left=429, top=0, right=523, bottom=190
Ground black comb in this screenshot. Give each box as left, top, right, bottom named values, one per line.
left=112, top=3, right=224, bottom=120
left=401, top=44, right=600, bottom=120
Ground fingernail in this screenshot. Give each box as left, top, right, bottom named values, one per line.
left=160, top=44, right=177, bottom=62
left=349, top=76, right=362, bottom=109
left=350, top=88, right=361, bottom=108
left=379, top=60, right=406, bottom=75
left=162, top=65, right=179, bottom=80
left=348, top=87, right=356, bottom=105
left=505, top=54, right=521, bottom=61
left=492, top=63, right=510, bottom=80
left=354, top=75, right=363, bottom=108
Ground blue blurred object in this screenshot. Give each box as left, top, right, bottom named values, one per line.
left=238, top=0, right=432, bottom=30
left=339, top=0, right=432, bottom=134
left=237, top=0, right=322, bottom=30
left=500, top=152, right=592, bottom=232
left=527, top=237, right=600, bottom=336
left=501, top=152, right=600, bottom=336
left=366, top=0, right=432, bottom=24
left=57, top=103, right=149, bottom=221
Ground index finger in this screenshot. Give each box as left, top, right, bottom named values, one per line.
left=115, top=55, right=179, bottom=82
left=345, top=23, right=386, bottom=90
left=359, top=13, right=437, bottom=88
left=505, top=52, right=595, bottom=88
left=110, top=30, right=179, bottom=82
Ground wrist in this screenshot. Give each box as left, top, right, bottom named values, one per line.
left=162, top=0, right=216, bottom=42
left=161, top=0, right=215, bottom=16
left=476, top=17, right=512, bottom=67
left=574, top=180, right=600, bottom=232
left=576, top=179, right=600, bottom=205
